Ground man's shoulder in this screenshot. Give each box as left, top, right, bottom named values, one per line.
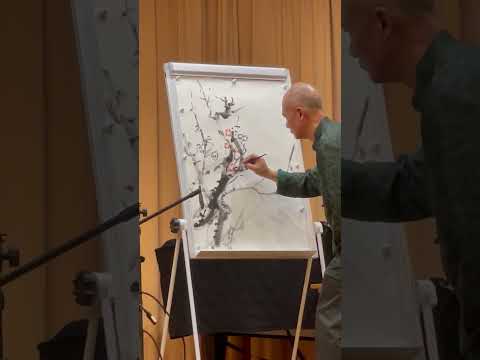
left=323, top=118, right=341, bottom=147
left=315, top=118, right=341, bottom=167
left=432, top=40, right=480, bottom=106
left=324, top=117, right=341, bottom=128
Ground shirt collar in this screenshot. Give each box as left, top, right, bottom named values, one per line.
left=313, top=117, right=329, bottom=149
left=412, top=30, right=454, bottom=110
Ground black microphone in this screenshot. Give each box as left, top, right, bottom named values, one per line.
left=139, top=188, right=202, bottom=225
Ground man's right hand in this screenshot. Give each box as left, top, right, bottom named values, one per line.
left=243, top=154, right=277, bottom=182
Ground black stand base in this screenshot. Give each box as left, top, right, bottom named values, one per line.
left=0, top=289, right=4, bottom=360
left=37, top=319, right=107, bottom=360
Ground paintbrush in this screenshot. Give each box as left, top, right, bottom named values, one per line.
left=244, top=153, right=267, bottom=164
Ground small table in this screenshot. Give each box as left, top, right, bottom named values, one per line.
left=155, top=240, right=323, bottom=340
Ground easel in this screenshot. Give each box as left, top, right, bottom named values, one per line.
left=417, top=280, right=440, bottom=360
left=159, top=220, right=326, bottom=360
left=160, top=218, right=201, bottom=359
left=78, top=272, right=119, bottom=360
left=290, top=221, right=327, bottom=360
left=161, top=63, right=327, bottom=359
left=137, top=189, right=202, bottom=359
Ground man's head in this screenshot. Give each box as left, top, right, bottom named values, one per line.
left=282, top=83, right=323, bottom=140
left=343, top=0, right=438, bottom=84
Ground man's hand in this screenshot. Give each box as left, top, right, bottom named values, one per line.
left=243, top=154, right=277, bottom=182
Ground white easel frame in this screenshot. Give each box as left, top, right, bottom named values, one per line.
left=159, top=219, right=202, bottom=359
left=163, top=62, right=316, bottom=260
left=161, top=62, right=323, bottom=359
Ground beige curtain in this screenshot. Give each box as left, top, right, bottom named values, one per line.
left=140, top=0, right=340, bottom=359
left=1, top=1, right=101, bottom=358
left=459, top=0, right=480, bottom=45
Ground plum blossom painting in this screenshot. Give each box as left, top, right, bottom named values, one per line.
left=164, top=63, right=316, bottom=259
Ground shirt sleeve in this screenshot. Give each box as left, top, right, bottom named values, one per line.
left=342, top=149, right=433, bottom=222
left=276, top=166, right=323, bottom=198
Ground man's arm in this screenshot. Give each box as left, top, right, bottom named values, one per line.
left=342, top=149, right=433, bottom=222
left=243, top=154, right=322, bottom=198
left=276, top=167, right=322, bottom=198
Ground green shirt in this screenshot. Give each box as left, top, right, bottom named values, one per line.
left=276, top=117, right=341, bottom=256
left=343, top=31, right=480, bottom=346
left=413, top=31, right=480, bottom=288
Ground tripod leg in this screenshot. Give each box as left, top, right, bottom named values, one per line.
left=181, top=230, right=202, bottom=359
left=291, top=257, right=313, bottom=360
left=83, top=307, right=99, bottom=360
left=160, top=237, right=181, bottom=357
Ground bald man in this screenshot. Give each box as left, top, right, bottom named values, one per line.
left=343, top=1, right=480, bottom=359
left=244, top=83, right=341, bottom=360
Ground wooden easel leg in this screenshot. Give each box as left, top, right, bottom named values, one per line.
left=314, top=222, right=327, bottom=276
left=101, top=297, right=120, bottom=360
left=83, top=308, right=99, bottom=360
left=160, top=237, right=182, bottom=358
left=417, top=280, right=439, bottom=360
left=291, top=257, right=313, bottom=360
left=181, top=229, right=202, bottom=359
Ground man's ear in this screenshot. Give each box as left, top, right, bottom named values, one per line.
left=296, top=107, right=304, bottom=119
left=374, top=6, right=393, bottom=39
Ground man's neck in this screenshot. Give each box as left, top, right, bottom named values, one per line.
left=401, top=21, right=439, bottom=89
left=309, top=112, right=324, bottom=142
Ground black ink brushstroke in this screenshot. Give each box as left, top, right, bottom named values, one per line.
left=194, top=151, right=233, bottom=228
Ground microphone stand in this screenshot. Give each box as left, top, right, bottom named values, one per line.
left=139, top=188, right=200, bottom=225
left=138, top=188, right=203, bottom=360
left=0, top=185, right=201, bottom=360
left=0, top=187, right=201, bottom=360
left=0, top=203, right=142, bottom=360
left=0, top=234, right=19, bottom=360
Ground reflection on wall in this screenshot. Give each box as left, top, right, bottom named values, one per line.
left=342, top=31, right=424, bottom=353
